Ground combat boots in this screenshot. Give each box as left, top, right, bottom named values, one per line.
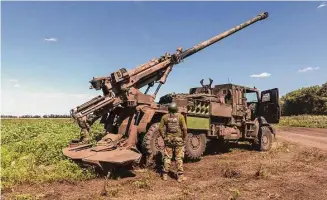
left=177, top=174, right=184, bottom=183
left=162, top=173, right=168, bottom=181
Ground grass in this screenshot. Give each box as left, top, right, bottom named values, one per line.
left=1, top=115, right=326, bottom=189
left=277, top=115, right=327, bottom=128
left=0, top=118, right=105, bottom=189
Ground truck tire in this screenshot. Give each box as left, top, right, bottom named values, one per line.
left=185, top=132, right=207, bottom=160
left=257, top=126, right=273, bottom=151
left=142, top=123, right=165, bottom=156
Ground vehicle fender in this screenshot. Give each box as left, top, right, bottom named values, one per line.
left=255, top=116, right=276, bottom=137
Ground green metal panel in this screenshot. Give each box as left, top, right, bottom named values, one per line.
left=186, top=116, right=210, bottom=130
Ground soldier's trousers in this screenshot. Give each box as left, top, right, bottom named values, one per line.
left=80, top=128, right=90, bottom=143
left=163, top=144, right=185, bottom=175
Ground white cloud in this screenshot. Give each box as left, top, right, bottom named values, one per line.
left=1, top=90, right=97, bottom=116
left=8, top=79, right=21, bottom=88
left=250, top=72, right=271, bottom=78
left=297, top=67, right=320, bottom=73
left=317, top=2, right=326, bottom=9
left=9, top=79, right=18, bottom=83
left=44, top=37, right=58, bottom=42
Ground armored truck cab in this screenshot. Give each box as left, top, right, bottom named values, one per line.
left=189, top=82, right=280, bottom=124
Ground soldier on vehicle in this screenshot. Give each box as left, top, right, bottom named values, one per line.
left=159, top=102, right=188, bottom=182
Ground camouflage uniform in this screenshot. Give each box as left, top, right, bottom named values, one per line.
left=77, top=114, right=100, bottom=143
left=80, top=128, right=90, bottom=143
left=159, top=103, right=187, bottom=182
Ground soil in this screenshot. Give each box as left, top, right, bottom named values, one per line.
left=2, top=127, right=327, bottom=200
left=276, top=127, right=327, bottom=151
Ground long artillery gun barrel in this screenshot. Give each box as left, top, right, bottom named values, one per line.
left=181, top=12, right=268, bottom=59
left=71, top=12, right=269, bottom=126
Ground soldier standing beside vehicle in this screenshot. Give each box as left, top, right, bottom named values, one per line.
left=159, top=102, right=188, bottom=182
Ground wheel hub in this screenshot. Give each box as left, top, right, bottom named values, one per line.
left=190, top=135, right=200, bottom=149
left=262, top=135, right=268, bottom=145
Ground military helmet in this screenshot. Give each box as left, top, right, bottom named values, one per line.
left=168, top=102, right=178, bottom=113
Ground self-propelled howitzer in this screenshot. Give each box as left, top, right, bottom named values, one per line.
left=63, top=12, right=269, bottom=170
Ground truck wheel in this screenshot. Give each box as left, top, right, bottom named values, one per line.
left=185, top=132, right=207, bottom=160
left=143, top=123, right=165, bottom=156
left=258, top=126, right=273, bottom=151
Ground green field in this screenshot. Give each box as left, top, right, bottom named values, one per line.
left=1, top=115, right=327, bottom=188
left=0, top=118, right=105, bottom=189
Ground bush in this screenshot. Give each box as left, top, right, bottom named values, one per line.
left=280, top=82, right=327, bottom=116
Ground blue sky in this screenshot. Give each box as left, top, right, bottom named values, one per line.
left=1, top=1, right=327, bottom=115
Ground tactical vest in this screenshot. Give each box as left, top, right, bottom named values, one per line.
left=166, top=113, right=181, bottom=134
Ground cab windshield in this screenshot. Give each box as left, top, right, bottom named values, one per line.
left=245, top=92, right=258, bottom=103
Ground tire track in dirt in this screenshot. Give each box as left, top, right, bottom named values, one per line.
left=276, top=127, right=327, bottom=151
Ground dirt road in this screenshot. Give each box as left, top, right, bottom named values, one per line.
left=2, top=127, right=327, bottom=200
left=276, top=127, right=327, bottom=151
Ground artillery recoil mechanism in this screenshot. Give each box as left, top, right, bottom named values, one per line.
left=63, top=12, right=270, bottom=171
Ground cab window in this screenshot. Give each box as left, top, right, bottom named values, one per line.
left=245, top=92, right=258, bottom=103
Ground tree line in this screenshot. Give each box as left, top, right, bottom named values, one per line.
left=280, top=81, right=327, bottom=116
